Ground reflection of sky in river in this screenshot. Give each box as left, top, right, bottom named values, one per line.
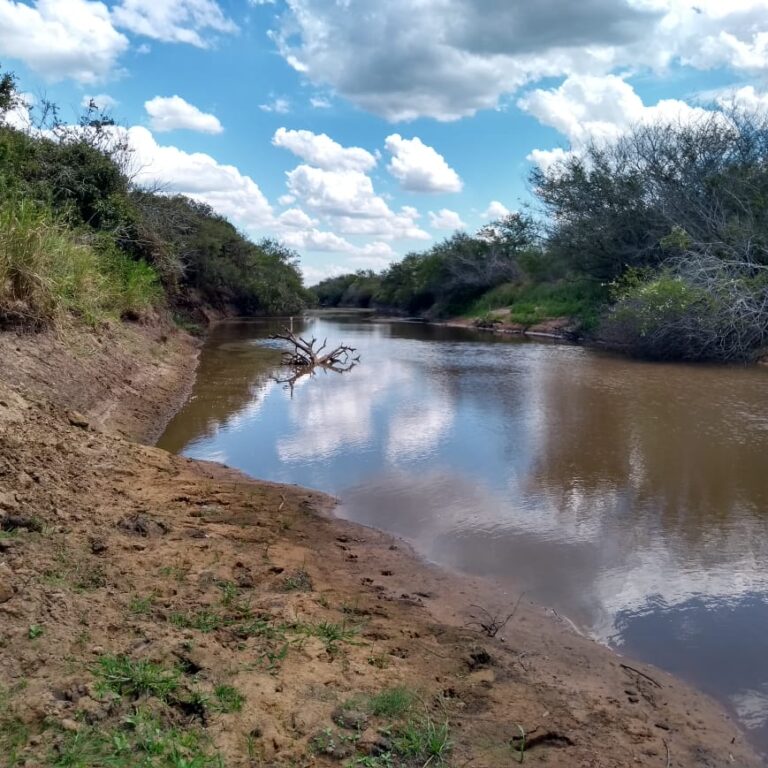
left=159, top=317, right=768, bottom=750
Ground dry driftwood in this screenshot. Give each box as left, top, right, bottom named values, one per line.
left=270, top=327, right=359, bottom=394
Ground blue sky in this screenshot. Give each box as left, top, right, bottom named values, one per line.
left=1, top=0, right=767, bottom=283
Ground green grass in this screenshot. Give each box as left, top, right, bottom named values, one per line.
left=93, top=656, right=180, bottom=701
left=129, top=594, right=155, bottom=616
left=0, top=686, right=29, bottom=767
left=295, top=620, right=360, bottom=653
left=393, top=717, right=452, bottom=765
left=27, top=625, right=43, bottom=640
left=217, top=581, right=240, bottom=607
left=0, top=198, right=160, bottom=328
left=467, top=279, right=607, bottom=330
left=169, top=610, right=225, bottom=634
left=234, top=617, right=286, bottom=640
left=213, top=684, right=244, bottom=714
left=52, top=708, right=222, bottom=768
left=159, top=564, right=190, bottom=583
left=368, top=687, right=415, bottom=718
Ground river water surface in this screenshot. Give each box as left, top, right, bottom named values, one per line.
left=158, top=315, right=768, bottom=751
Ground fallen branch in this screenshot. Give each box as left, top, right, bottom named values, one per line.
left=271, top=328, right=358, bottom=368
left=271, top=326, right=360, bottom=396
left=620, top=663, right=663, bottom=689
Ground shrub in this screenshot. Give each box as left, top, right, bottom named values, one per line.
left=600, top=262, right=768, bottom=360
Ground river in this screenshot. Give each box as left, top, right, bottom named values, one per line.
left=158, top=314, right=768, bottom=752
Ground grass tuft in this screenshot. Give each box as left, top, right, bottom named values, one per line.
left=213, top=684, right=244, bottom=714
left=368, top=687, right=415, bottom=718
left=52, top=708, right=222, bottom=767
left=169, top=610, right=224, bottom=634
left=93, top=655, right=180, bottom=701
left=393, top=717, right=452, bottom=764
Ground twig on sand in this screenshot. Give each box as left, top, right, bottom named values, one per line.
left=466, top=592, right=525, bottom=638
left=620, top=663, right=662, bottom=689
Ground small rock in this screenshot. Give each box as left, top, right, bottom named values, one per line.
left=0, top=492, right=19, bottom=512
left=117, top=514, right=169, bottom=538
left=90, top=537, right=108, bottom=554
left=67, top=411, right=90, bottom=429
left=466, top=649, right=493, bottom=670
left=332, top=705, right=369, bottom=731
left=233, top=562, right=255, bottom=589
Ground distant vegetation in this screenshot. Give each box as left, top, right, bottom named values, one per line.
left=0, top=67, right=308, bottom=330
left=3, top=65, right=767, bottom=361
left=313, top=109, right=768, bottom=362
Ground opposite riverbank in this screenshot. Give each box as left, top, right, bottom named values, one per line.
left=0, top=319, right=761, bottom=767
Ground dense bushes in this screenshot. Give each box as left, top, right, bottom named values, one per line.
left=0, top=68, right=308, bottom=329
left=313, top=215, right=543, bottom=317
left=313, top=271, right=381, bottom=308
left=532, top=110, right=768, bottom=360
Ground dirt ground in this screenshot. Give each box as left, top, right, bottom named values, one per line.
left=0, top=321, right=761, bottom=767
left=442, top=313, right=579, bottom=339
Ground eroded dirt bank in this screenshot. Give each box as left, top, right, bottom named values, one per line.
left=0, top=321, right=201, bottom=443
left=0, top=323, right=761, bottom=767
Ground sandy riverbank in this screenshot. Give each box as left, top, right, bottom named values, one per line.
left=0, top=319, right=760, bottom=767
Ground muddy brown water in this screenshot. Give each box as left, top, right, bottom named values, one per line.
left=159, top=315, right=768, bottom=752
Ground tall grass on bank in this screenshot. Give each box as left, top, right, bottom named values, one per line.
left=0, top=199, right=160, bottom=327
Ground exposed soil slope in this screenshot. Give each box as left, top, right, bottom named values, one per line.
left=0, top=324, right=760, bottom=767
left=0, top=321, right=200, bottom=443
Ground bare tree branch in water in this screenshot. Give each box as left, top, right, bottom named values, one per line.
left=270, top=327, right=359, bottom=396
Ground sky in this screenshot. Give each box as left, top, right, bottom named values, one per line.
left=1, top=0, right=767, bottom=284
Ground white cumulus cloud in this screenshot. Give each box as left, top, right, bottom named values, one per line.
left=481, top=201, right=510, bottom=220
left=270, top=0, right=768, bottom=121
left=145, top=95, right=223, bottom=134
left=0, top=0, right=129, bottom=83
left=277, top=207, right=318, bottom=229
left=385, top=134, right=463, bottom=193
left=281, top=227, right=395, bottom=262
left=285, top=164, right=392, bottom=218
left=127, top=125, right=273, bottom=230
left=272, top=127, right=376, bottom=172
left=428, top=209, right=466, bottom=230
left=111, top=0, right=237, bottom=46
left=519, top=74, right=717, bottom=167
left=284, top=164, right=431, bottom=241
